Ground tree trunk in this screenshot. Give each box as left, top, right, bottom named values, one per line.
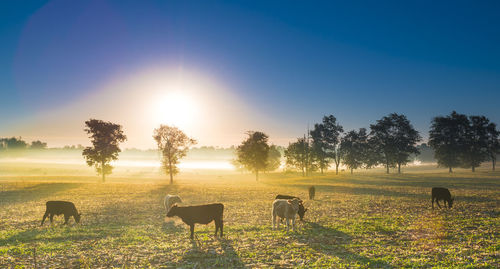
left=335, top=162, right=339, bottom=175
left=493, top=159, right=496, bottom=171
left=168, top=158, right=173, bottom=184
left=449, top=167, right=452, bottom=173
left=320, top=166, right=323, bottom=174
left=101, top=161, right=105, bottom=182
left=255, top=170, right=259, bottom=181
left=471, top=166, right=475, bottom=172
left=350, top=168, right=353, bottom=174
left=398, top=163, right=401, bottom=174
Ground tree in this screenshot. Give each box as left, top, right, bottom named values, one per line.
left=236, top=131, right=270, bottom=181
left=485, top=122, right=500, bottom=171
left=153, top=125, right=197, bottom=184
left=310, top=124, right=329, bottom=174
left=0, top=137, right=28, bottom=150
left=429, top=111, right=469, bottom=173
left=340, top=128, right=369, bottom=174
left=370, top=113, right=421, bottom=174
left=311, top=115, right=344, bottom=174
left=460, top=116, right=492, bottom=172
left=265, top=145, right=282, bottom=172
left=82, top=119, right=127, bottom=182
left=284, top=137, right=317, bottom=176
left=30, top=140, right=47, bottom=149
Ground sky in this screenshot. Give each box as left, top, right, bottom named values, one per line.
left=1, top=0, right=499, bottom=149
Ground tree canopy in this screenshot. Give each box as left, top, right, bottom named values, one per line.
left=82, top=119, right=127, bottom=182
left=153, top=125, right=197, bottom=184
left=236, top=131, right=270, bottom=181
left=340, top=128, right=369, bottom=174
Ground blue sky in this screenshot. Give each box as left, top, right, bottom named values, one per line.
left=1, top=0, right=499, bottom=147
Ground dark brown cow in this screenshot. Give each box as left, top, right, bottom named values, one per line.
left=41, top=201, right=81, bottom=225
left=167, top=203, right=224, bottom=239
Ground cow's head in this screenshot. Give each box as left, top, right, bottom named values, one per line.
left=297, top=202, right=307, bottom=221
left=75, top=213, right=81, bottom=223
left=166, top=205, right=178, bottom=217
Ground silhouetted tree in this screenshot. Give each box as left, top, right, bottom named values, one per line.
left=285, top=137, right=317, bottom=176
left=312, top=115, right=344, bottom=174
left=485, top=122, right=500, bottom=171
left=460, top=116, right=492, bottom=172
left=30, top=140, right=47, bottom=149
left=340, top=128, right=369, bottom=174
left=0, top=137, right=28, bottom=150
left=429, top=111, right=469, bottom=173
left=265, top=145, right=282, bottom=172
left=82, top=119, right=127, bottom=182
left=310, top=124, right=329, bottom=174
left=236, top=131, right=270, bottom=181
left=370, top=113, right=421, bottom=174
left=153, top=125, right=197, bottom=184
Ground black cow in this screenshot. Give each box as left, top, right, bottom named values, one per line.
left=309, top=186, right=316, bottom=200
left=167, top=203, right=224, bottom=239
left=432, top=187, right=454, bottom=209
left=275, top=195, right=307, bottom=220
left=41, top=201, right=81, bottom=225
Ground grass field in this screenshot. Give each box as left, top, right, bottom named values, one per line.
left=0, top=166, right=499, bottom=268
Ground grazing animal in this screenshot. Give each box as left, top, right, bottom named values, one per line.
left=164, top=194, right=182, bottom=213
left=432, top=187, right=454, bottom=209
left=166, top=203, right=224, bottom=239
left=272, top=198, right=300, bottom=231
left=309, top=186, right=316, bottom=200
left=275, top=194, right=307, bottom=220
left=41, top=201, right=81, bottom=225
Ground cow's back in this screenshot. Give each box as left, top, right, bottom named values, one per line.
left=46, top=201, right=77, bottom=215
left=432, top=187, right=451, bottom=199
left=182, top=203, right=223, bottom=224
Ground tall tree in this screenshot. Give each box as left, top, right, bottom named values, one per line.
left=265, top=145, right=282, bottom=172
left=370, top=113, right=421, bottom=174
left=321, top=115, right=344, bottom=174
left=30, top=140, right=47, bottom=149
left=461, top=116, right=491, bottom=172
left=485, top=122, right=500, bottom=171
left=340, top=128, right=369, bottom=174
left=82, top=119, right=127, bottom=182
left=236, top=131, right=270, bottom=181
left=310, top=124, right=329, bottom=174
left=285, top=137, right=317, bottom=176
left=429, top=111, right=469, bottom=173
left=153, top=125, right=197, bottom=184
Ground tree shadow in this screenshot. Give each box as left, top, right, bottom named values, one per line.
left=296, top=222, right=393, bottom=268
left=172, top=237, right=246, bottom=268
left=0, top=183, right=82, bottom=206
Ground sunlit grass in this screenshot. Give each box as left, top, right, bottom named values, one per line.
left=0, top=167, right=498, bottom=268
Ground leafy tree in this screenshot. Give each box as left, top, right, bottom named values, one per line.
left=461, top=116, right=492, bottom=172
left=370, top=113, right=421, bottom=174
left=485, top=122, right=500, bottom=171
left=82, top=119, right=127, bottom=182
left=429, top=111, right=469, bottom=173
left=310, top=124, right=329, bottom=174
left=0, top=137, right=28, bottom=150
left=30, top=140, right=47, bottom=149
left=312, top=115, right=344, bottom=174
left=265, top=145, right=282, bottom=172
left=285, top=137, right=317, bottom=176
left=236, top=131, right=270, bottom=181
left=153, top=125, right=197, bottom=184
left=340, top=128, right=369, bottom=174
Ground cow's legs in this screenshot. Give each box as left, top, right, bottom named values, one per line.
left=436, top=199, right=442, bottom=209
left=432, top=197, right=434, bottom=209
left=49, top=214, right=54, bottom=224
left=220, top=220, right=223, bottom=237
left=272, top=215, right=276, bottom=229
left=41, top=210, right=49, bottom=226
left=189, top=224, right=195, bottom=239
left=292, top=218, right=296, bottom=232
left=64, top=214, right=70, bottom=225
left=286, top=218, right=290, bottom=232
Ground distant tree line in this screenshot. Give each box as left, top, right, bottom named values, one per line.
left=0, top=137, right=48, bottom=150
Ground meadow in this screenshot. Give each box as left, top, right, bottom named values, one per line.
left=0, top=164, right=498, bottom=268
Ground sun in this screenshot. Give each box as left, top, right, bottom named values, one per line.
left=153, top=91, right=199, bottom=128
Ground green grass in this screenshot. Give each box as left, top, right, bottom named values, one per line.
left=0, top=168, right=498, bottom=268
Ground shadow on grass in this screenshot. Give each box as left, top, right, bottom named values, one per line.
left=297, top=222, right=393, bottom=268
left=172, top=237, right=246, bottom=268
left=0, top=183, right=82, bottom=206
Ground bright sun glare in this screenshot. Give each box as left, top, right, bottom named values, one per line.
left=153, top=91, right=199, bottom=128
